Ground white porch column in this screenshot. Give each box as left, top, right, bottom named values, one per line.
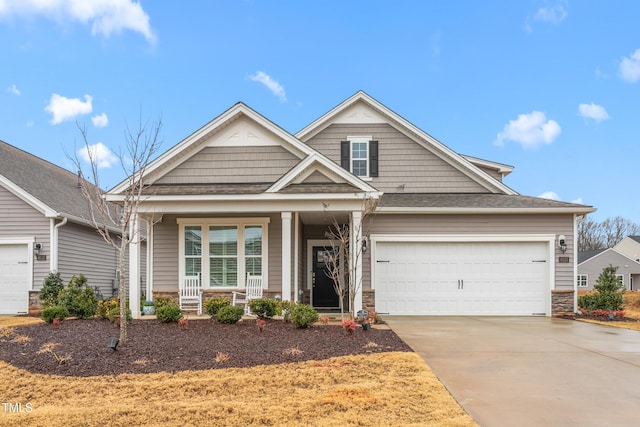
left=351, top=210, right=363, bottom=314
left=281, top=212, right=292, bottom=301
left=129, top=214, right=141, bottom=319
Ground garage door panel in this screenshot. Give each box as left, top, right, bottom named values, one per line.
left=375, top=241, right=548, bottom=316
left=0, top=244, right=30, bottom=314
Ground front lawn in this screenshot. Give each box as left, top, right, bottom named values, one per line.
left=0, top=317, right=476, bottom=426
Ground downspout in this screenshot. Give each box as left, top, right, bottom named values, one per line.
left=52, top=216, right=68, bottom=273
left=574, top=214, right=587, bottom=313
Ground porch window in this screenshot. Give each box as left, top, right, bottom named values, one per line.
left=184, top=226, right=202, bottom=276
left=209, top=226, right=238, bottom=287
left=179, top=218, right=269, bottom=288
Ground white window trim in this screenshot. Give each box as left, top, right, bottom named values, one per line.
left=616, top=274, right=624, bottom=287
left=577, top=274, right=588, bottom=287
left=347, top=135, right=372, bottom=180
left=178, top=217, right=269, bottom=289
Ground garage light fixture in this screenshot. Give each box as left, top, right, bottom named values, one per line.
left=558, top=235, right=567, bottom=254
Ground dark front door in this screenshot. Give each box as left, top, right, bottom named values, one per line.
left=312, top=246, right=340, bottom=309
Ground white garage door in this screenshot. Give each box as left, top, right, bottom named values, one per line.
left=375, top=241, right=549, bottom=316
left=0, top=244, right=30, bottom=314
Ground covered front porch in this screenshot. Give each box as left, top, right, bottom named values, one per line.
left=126, top=199, right=369, bottom=318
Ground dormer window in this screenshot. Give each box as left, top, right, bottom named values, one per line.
left=341, top=137, right=378, bottom=178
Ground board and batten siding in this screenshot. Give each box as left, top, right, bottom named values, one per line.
left=365, top=213, right=575, bottom=291
left=156, top=146, right=300, bottom=185
left=305, top=123, right=488, bottom=193
left=0, top=186, right=50, bottom=287
left=57, top=222, right=120, bottom=297
left=152, top=213, right=282, bottom=291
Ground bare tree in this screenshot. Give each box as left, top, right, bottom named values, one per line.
left=578, top=216, right=640, bottom=252
left=323, top=197, right=378, bottom=321
left=73, top=117, right=162, bottom=345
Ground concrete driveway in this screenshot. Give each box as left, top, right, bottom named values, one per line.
left=386, top=316, right=640, bottom=427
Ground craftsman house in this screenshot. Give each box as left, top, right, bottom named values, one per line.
left=107, top=91, right=595, bottom=317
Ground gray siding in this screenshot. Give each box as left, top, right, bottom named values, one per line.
left=475, top=165, right=503, bottom=182
left=157, top=146, right=300, bottom=185
left=57, top=222, right=119, bottom=297
left=578, top=251, right=640, bottom=291
left=152, top=213, right=282, bottom=291
left=366, top=213, right=575, bottom=291
left=305, top=123, right=488, bottom=193
left=0, top=186, right=50, bottom=287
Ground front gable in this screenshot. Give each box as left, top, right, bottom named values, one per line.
left=296, top=92, right=516, bottom=195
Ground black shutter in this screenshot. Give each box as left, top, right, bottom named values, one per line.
left=369, top=140, right=379, bottom=177
left=340, top=141, right=350, bottom=170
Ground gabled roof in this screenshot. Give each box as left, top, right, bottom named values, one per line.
left=109, top=102, right=317, bottom=195
left=0, top=140, right=95, bottom=222
left=295, top=91, right=517, bottom=195
left=462, top=155, right=514, bottom=177
left=578, top=247, right=640, bottom=270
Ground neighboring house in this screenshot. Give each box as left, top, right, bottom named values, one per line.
left=613, top=236, right=640, bottom=263
left=107, top=91, right=595, bottom=318
left=578, top=237, right=640, bottom=291
left=0, top=140, right=139, bottom=314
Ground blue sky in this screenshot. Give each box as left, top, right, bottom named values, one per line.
left=1, top=1, right=639, bottom=223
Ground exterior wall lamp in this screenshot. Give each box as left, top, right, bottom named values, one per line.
left=558, top=235, right=567, bottom=254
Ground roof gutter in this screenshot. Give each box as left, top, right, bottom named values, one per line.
left=51, top=216, right=68, bottom=272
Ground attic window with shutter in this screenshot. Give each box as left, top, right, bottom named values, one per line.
left=341, top=136, right=378, bottom=179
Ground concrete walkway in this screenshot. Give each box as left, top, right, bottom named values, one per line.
left=386, top=316, right=640, bottom=427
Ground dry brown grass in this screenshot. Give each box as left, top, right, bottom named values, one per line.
left=0, top=317, right=43, bottom=327
left=0, top=318, right=476, bottom=427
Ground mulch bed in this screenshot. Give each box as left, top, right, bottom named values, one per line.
left=0, top=318, right=412, bottom=377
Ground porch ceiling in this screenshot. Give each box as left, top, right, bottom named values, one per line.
left=299, top=211, right=349, bottom=225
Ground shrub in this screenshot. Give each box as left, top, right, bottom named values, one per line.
left=216, top=305, right=244, bottom=324
left=204, top=297, right=231, bottom=317
left=39, top=272, right=64, bottom=309
left=97, top=297, right=120, bottom=320
left=578, top=265, right=625, bottom=311
left=153, top=296, right=176, bottom=308
left=42, top=305, right=69, bottom=324
left=248, top=298, right=278, bottom=319
left=108, top=306, right=132, bottom=323
left=58, top=274, right=98, bottom=319
left=278, top=300, right=297, bottom=322
left=290, top=304, right=319, bottom=329
left=342, top=319, right=356, bottom=335
left=156, top=305, right=183, bottom=323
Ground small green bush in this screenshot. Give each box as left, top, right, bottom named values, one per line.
left=278, top=300, right=297, bottom=322
left=216, top=305, right=244, bottom=324
left=42, top=305, right=69, bottom=324
left=108, top=306, right=132, bottom=323
left=97, top=297, right=120, bottom=320
left=248, top=298, right=278, bottom=319
left=290, top=304, right=319, bottom=329
left=39, top=272, right=64, bottom=309
left=156, top=305, right=183, bottom=323
left=204, top=297, right=231, bottom=317
left=58, top=274, right=98, bottom=319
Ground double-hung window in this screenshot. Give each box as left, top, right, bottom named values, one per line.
left=179, top=218, right=269, bottom=288
left=341, top=136, right=378, bottom=178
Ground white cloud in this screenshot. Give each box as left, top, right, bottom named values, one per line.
left=0, top=0, right=156, bottom=44
left=92, top=112, right=108, bottom=127
left=494, top=111, right=561, bottom=149
left=538, top=191, right=560, bottom=201
left=534, top=4, right=567, bottom=24
left=45, top=93, right=93, bottom=125
left=6, top=84, right=20, bottom=95
left=77, top=142, right=117, bottom=169
left=578, top=103, right=609, bottom=122
left=620, top=48, right=640, bottom=83
left=525, top=3, right=567, bottom=32
left=571, top=197, right=583, bottom=204
left=249, top=71, right=287, bottom=102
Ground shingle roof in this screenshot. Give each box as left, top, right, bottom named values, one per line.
left=0, top=140, right=96, bottom=220
left=578, top=249, right=607, bottom=264
left=142, top=183, right=271, bottom=195
left=379, top=193, right=594, bottom=211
